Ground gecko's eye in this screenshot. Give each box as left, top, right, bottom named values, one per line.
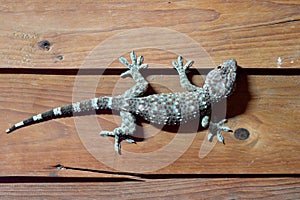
left=217, top=65, right=223, bottom=70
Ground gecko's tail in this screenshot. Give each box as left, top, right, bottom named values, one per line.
left=6, top=96, right=113, bottom=134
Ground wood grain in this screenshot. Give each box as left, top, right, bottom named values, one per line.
left=1, top=73, right=299, bottom=176
left=1, top=0, right=300, bottom=198
left=0, top=178, right=299, bottom=199
left=0, top=0, right=299, bottom=69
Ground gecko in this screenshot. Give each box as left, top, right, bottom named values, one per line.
left=6, top=51, right=237, bottom=154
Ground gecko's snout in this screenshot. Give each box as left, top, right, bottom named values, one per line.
left=222, top=59, right=237, bottom=70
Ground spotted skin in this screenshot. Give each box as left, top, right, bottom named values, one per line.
left=6, top=51, right=237, bottom=154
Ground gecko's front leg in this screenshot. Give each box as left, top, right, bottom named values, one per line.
left=208, top=119, right=232, bottom=144
left=200, top=112, right=232, bottom=144
left=172, top=56, right=200, bottom=92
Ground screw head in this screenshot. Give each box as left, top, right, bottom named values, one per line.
left=234, top=128, right=250, bottom=140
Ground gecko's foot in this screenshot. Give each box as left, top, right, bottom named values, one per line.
left=207, top=119, right=232, bottom=144
left=119, top=51, right=148, bottom=78
left=172, top=56, right=194, bottom=75
left=100, top=129, right=136, bottom=154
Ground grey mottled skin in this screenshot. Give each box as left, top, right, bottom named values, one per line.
left=6, top=51, right=237, bottom=154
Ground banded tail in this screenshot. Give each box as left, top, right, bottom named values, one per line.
left=6, top=96, right=112, bottom=134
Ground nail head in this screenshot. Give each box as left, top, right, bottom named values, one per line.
left=57, top=55, right=64, bottom=60
left=234, top=128, right=250, bottom=140
left=38, top=40, right=51, bottom=51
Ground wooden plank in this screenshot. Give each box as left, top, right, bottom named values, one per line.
left=0, top=178, right=299, bottom=199
left=0, top=0, right=299, bottom=69
left=1, top=0, right=299, bottom=198
left=0, top=73, right=299, bottom=176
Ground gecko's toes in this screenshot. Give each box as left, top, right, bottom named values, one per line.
left=100, top=131, right=122, bottom=154
left=208, top=132, right=214, bottom=142
left=208, top=119, right=232, bottom=143
left=114, top=135, right=122, bottom=154
left=125, top=138, right=136, bottom=144
left=217, top=132, right=225, bottom=144
left=120, top=70, right=131, bottom=78
left=207, top=131, right=225, bottom=144
left=100, top=130, right=136, bottom=154
left=100, top=130, right=114, bottom=137
left=221, top=126, right=232, bottom=132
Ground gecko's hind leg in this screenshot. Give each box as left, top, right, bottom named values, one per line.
left=100, top=51, right=147, bottom=153
left=100, top=111, right=136, bottom=154
left=172, top=56, right=200, bottom=92
left=119, top=51, right=149, bottom=98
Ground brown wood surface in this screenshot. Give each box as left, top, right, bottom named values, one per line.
left=1, top=0, right=300, bottom=199
left=0, top=178, right=299, bottom=199
left=1, top=74, right=299, bottom=175
left=0, top=0, right=299, bottom=69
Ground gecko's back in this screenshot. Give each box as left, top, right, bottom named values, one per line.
left=115, top=90, right=210, bottom=125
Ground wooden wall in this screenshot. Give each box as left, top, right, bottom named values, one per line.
left=0, top=0, right=299, bottom=198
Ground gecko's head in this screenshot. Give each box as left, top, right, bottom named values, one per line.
left=204, top=59, right=237, bottom=102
